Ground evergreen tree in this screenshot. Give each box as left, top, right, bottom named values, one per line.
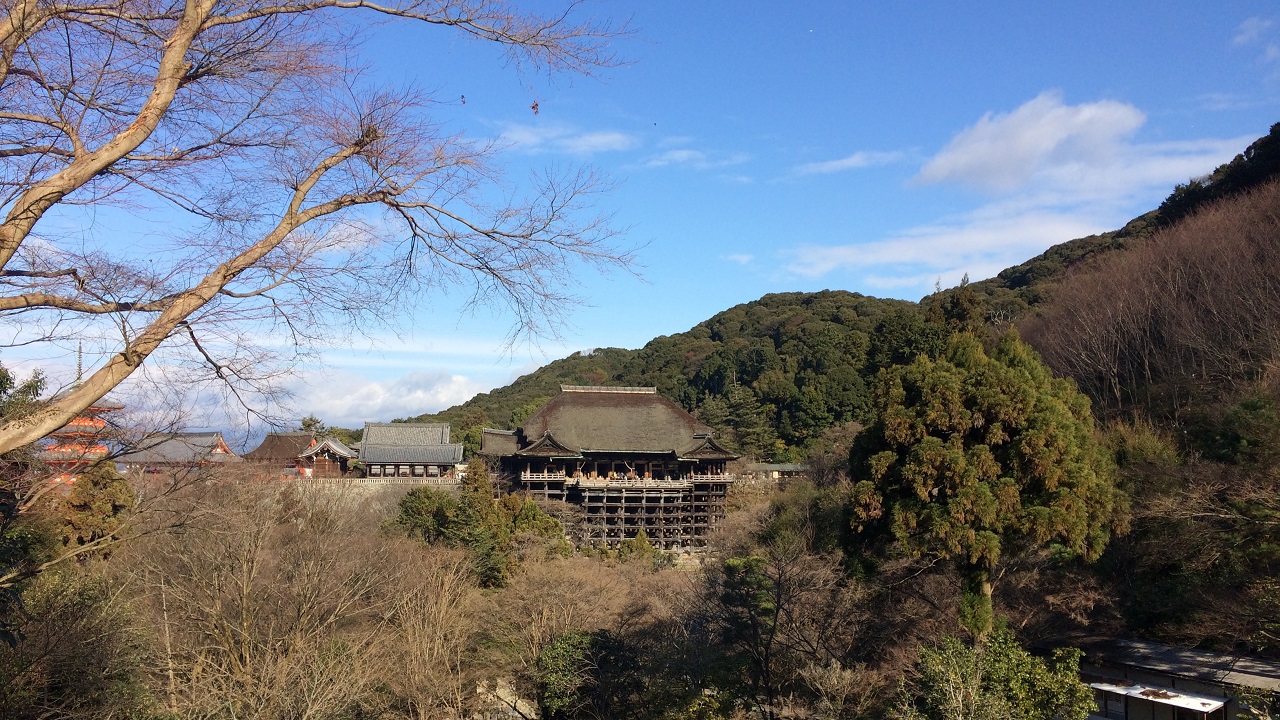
left=849, top=331, right=1127, bottom=638
left=726, top=383, right=780, bottom=461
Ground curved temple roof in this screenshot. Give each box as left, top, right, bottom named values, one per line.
left=483, top=386, right=737, bottom=460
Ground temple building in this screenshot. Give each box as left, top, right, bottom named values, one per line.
left=244, top=431, right=317, bottom=471
left=243, top=431, right=356, bottom=478
left=480, top=385, right=737, bottom=550
left=298, top=437, right=357, bottom=478
left=358, top=422, right=464, bottom=481
left=118, top=431, right=241, bottom=476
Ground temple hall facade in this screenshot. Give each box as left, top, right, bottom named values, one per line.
left=481, top=385, right=737, bottom=550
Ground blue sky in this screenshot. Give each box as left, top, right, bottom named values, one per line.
left=286, top=1, right=1280, bottom=431
left=17, top=2, right=1280, bottom=436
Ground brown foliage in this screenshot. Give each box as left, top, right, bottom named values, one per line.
left=1022, top=179, right=1280, bottom=419
left=116, top=483, right=487, bottom=718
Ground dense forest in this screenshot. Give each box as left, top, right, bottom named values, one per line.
left=4, top=123, right=1280, bottom=718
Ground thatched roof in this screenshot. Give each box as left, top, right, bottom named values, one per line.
left=484, top=386, right=736, bottom=460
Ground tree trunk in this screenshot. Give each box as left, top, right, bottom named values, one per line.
left=960, top=564, right=994, bottom=642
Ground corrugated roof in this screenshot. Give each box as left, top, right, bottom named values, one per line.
left=1085, top=638, right=1280, bottom=692
left=118, top=432, right=242, bottom=465
left=492, top=387, right=736, bottom=459
left=362, top=422, right=451, bottom=446
left=1088, top=682, right=1225, bottom=713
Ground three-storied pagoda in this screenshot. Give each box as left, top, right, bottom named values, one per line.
left=481, top=386, right=737, bottom=550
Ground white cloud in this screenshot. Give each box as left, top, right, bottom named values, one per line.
left=791, top=150, right=904, bottom=176
left=917, top=91, right=1146, bottom=192
left=785, top=210, right=1104, bottom=285
left=1235, top=16, right=1273, bottom=46
left=557, top=131, right=641, bottom=154
left=290, top=368, right=488, bottom=427
left=644, top=149, right=705, bottom=167
left=658, top=135, right=696, bottom=148
left=725, top=253, right=754, bottom=265
left=500, top=123, right=639, bottom=155
left=784, top=93, right=1248, bottom=298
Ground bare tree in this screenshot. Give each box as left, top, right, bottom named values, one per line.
left=120, top=482, right=433, bottom=718
left=1023, top=180, right=1280, bottom=420
left=0, top=0, right=632, bottom=453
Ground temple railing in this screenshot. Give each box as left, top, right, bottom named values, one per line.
left=518, top=470, right=735, bottom=488
left=520, top=471, right=567, bottom=482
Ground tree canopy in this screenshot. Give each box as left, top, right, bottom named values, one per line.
left=849, top=331, right=1127, bottom=637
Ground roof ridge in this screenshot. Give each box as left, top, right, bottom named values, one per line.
left=559, top=385, right=656, bottom=394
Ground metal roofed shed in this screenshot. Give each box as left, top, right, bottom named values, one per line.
left=1080, top=637, right=1280, bottom=719
left=1090, top=681, right=1225, bottom=717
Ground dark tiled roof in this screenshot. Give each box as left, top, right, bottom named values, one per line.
left=300, top=437, right=356, bottom=459
left=359, top=422, right=461, bottom=464
left=118, top=432, right=242, bottom=465
left=244, top=432, right=314, bottom=462
left=361, top=443, right=463, bottom=464
left=493, top=386, right=737, bottom=459
left=362, top=422, right=450, bottom=445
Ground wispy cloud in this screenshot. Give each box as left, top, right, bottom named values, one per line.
left=500, top=123, right=639, bottom=155
left=639, top=148, right=750, bottom=170
left=791, top=150, right=904, bottom=176
left=785, top=92, right=1247, bottom=297
left=725, top=253, right=754, bottom=265
left=785, top=210, right=1105, bottom=287
left=1235, top=16, right=1274, bottom=46
left=1230, top=16, right=1280, bottom=70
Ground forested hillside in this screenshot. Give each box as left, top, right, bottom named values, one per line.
left=408, top=292, right=926, bottom=460
left=7, top=123, right=1280, bottom=719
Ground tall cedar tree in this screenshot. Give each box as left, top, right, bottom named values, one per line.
left=849, top=331, right=1127, bottom=638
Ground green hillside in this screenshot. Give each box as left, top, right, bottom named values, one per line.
left=405, top=291, right=920, bottom=459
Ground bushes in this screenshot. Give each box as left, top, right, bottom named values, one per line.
left=395, top=460, right=567, bottom=587
left=893, top=629, right=1093, bottom=720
